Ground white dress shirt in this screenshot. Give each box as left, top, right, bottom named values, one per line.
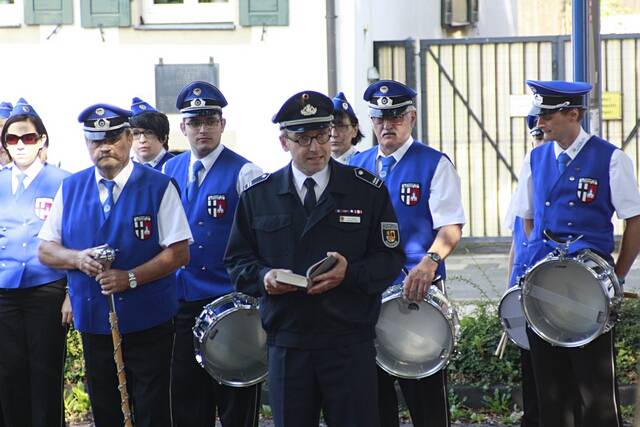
left=10, top=160, right=44, bottom=194
left=290, top=163, right=330, bottom=205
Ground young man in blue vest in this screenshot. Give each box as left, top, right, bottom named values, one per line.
left=163, top=81, right=263, bottom=427
left=350, top=80, right=465, bottom=427
left=129, top=97, right=174, bottom=171
left=224, top=90, right=405, bottom=427
left=38, top=103, right=192, bottom=426
left=0, top=99, right=70, bottom=427
left=511, top=80, right=640, bottom=427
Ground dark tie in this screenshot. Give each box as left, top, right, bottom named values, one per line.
left=187, top=160, right=204, bottom=203
left=303, top=178, right=317, bottom=215
left=100, top=179, right=116, bottom=219
left=379, top=156, right=396, bottom=181
left=557, top=152, right=571, bottom=174
left=15, top=173, right=26, bottom=199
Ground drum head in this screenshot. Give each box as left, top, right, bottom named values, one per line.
left=523, top=259, right=608, bottom=347
left=498, top=287, right=529, bottom=350
left=375, top=296, right=454, bottom=379
left=201, top=308, right=267, bottom=387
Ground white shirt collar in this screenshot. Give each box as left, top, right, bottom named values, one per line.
left=376, top=136, right=414, bottom=163
left=332, top=146, right=358, bottom=164
left=11, top=159, right=43, bottom=181
left=553, top=127, right=590, bottom=160
left=94, top=158, right=134, bottom=190
left=290, top=162, right=330, bottom=199
left=134, top=148, right=167, bottom=168
left=189, top=143, right=224, bottom=181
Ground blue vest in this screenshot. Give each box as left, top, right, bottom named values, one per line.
left=164, top=148, right=249, bottom=301
left=154, top=151, right=174, bottom=171
left=61, top=164, right=178, bottom=334
left=509, top=217, right=529, bottom=288
left=0, top=164, right=69, bottom=289
left=527, top=136, right=616, bottom=267
left=351, top=141, right=446, bottom=279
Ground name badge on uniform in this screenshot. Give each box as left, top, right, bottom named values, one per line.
left=339, top=216, right=361, bottom=223
left=336, top=209, right=363, bottom=224
left=381, top=222, right=400, bottom=248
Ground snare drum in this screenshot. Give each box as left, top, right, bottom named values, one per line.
left=498, top=286, right=529, bottom=350
left=193, top=292, right=267, bottom=387
left=521, top=249, right=622, bottom=348
left=375, top=282, right=460, bottom=379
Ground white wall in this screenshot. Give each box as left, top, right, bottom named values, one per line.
left=0, top=0, right=328, bottom=173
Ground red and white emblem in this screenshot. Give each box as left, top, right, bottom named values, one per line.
left=34, top=197, right=53, bottom=221
left=133, top=215, right=153, bottom=240
left=400, top=183, right=421, bottom=206
left=577, top=178, right=598, bottom=204
left=207, top=195, right=226, bottom=218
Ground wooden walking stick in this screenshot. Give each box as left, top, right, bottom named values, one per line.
left=94, top=245, right=133, bottom=427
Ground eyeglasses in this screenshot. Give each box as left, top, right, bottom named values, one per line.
left=185, top=118, right=221, bottom=129
left=5, top=133, right=40, bottom=145
left=132, top=129, right=157, bottom=139
left=285, top=130, right=331, bottom=147
left=371, top=113, right=408, bottom=126
left=330, top=123, right=353, bottom=132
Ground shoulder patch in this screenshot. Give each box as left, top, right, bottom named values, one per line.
left=354, top=168, right=382, bottom=188
left=244, top=173, right=270, bottom=191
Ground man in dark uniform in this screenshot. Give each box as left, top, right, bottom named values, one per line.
left=164, top=81, right=263, bottom=427
left=511, top=80, right=640, bottom=427
left=129, top=97, right=174, bottom=170
left=350, top=80, right=465, bottom=427
left=224, top=91, right=405, bottom=427
left=38, top=103, right=192, bottom=427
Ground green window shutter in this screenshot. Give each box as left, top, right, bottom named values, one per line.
left=80, top=0, right=130, bottom=28
left=24, top=0, right=73, bottom=25
left=239, top=0, right=288, bottom=27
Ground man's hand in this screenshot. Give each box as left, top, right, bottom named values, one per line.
left=264, top=269, right=299, bottom=295
left=95, top=269, right=130, bottom=295
left=403, top=256, right=438, bottom=302
left=307, top=252, right=347, bottom=295
left=74, top=247, right=105, bottom=277
left=61, top=293, right=73, bottom=325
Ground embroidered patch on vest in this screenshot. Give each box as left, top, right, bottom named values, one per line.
left=381, top=222, right=400, bottom=248
left=34, top=197, right=54, bottom=221
left=133, top=215, right=153, bottom=240
left=576, top=177, right=598, bottom=204
left=400, top=183, right=421, bottom=206
left=354, top=168, right=382, bottom=188
left=207, top=194, right=226, bottom=218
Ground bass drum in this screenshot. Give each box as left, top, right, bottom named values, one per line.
left=375, top=281, right=460, bottom=379
left=498, top=286, right=530, bottom=350
left=521, top=249, right=623, bottom=348
left=193, top=292, right=267, bottom=387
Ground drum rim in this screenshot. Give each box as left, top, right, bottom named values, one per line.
left=521, top=253, right=611, bottom=348
left=193, top=292, right=267, bottom=387
left=498, top=285, right=530, bottom=350
left=375, top=285, right=458, bottom=379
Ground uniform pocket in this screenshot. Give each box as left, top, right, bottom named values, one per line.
left=252, top=215, right=292, bottom=259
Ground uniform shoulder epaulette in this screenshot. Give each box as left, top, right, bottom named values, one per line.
left=353, top=168, right=382, bottom=188
left=244, top=172, right=271, bottom=191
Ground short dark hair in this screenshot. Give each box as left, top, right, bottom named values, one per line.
left=1, top=114, right=49, bottom=150
left=333, top=110, right=364, bottom=145
left=130, top=111, right=171, bottom=150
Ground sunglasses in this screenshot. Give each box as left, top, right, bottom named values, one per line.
left=5, top=133, right=41, bottom=145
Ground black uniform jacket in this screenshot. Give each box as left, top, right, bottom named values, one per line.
left=224, top=160, right=405, bottom=349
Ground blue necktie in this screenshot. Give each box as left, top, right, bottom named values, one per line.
left=557, top=152, right=571, bottom=174
left=100, top=179, right=116, bottom=219
left=14, top=173, right=26, bottom=199
left=379, top=156, right=396, bottom=181
left=303, top=178, right=317, bottom=215
left=187, top=160, right=204, bottom=203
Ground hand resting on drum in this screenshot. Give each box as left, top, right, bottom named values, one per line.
left=404, top=257, right=438, bottom=302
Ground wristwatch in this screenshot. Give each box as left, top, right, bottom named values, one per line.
left=127, top=271, right=138, bottom=289
left=425, top=252, right=442, bottom=265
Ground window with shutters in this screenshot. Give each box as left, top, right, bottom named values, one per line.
left=0, top=0, right=20, bottom=27
left=81, top=0, right=130, bottom=28
left=24, top=0, right=73, bottom=25
left=139, top=0, right=233, bottom=25
left=239, top=0, right=287, bottom=27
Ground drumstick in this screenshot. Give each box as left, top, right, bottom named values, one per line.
left=498, top=335, right=508, bottom=359
left=623, top=291, right=639, bottom=299
left=494, top=332, right=507, bottom=357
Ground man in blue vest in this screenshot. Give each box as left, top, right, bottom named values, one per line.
left=164, top=81, right=263, bottom=427
left=38, top=103, right=192, bottom=426
left=510, top=80, right=640, bottom=427
left=0, top=98, right=70, bottom=427
left=350, top=80, right=465, bottom=427
left=225, top=90, right=405, bottom=427
left=130, top=97, right=174, bottom=171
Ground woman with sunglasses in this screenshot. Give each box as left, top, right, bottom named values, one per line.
left=0, top=98, right=70, bottom=427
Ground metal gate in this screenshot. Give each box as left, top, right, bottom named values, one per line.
left=374, top=34, right=640, bottom=238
